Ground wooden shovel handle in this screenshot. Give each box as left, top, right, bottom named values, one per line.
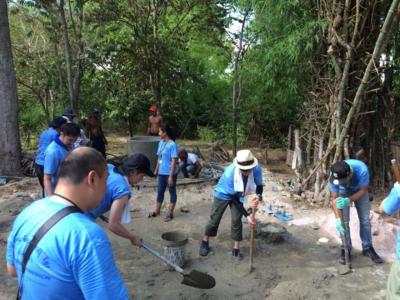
left=391, top=159, right=400, bottom=183
left=249, top=207, right=256, bottom=272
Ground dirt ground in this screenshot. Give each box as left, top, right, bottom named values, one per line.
left=0, top=136, right=395, bottom=300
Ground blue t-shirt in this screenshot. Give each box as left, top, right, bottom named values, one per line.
left=44, top=137, right=69, bottom=192
left=383, top=183, right=400, bottom=260
left=6, top=198, right=129, bottom=300
left=328, top=159, right=369, bottom=196
left=86, top=164, right=132, bottom=219
left=157, top=140, right=178, bottom=175
left=214, top=164, right=263, bottom=201
left=35, top=128, right=58, bottom=165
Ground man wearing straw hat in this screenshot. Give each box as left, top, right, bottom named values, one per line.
left=199, top=149, right=263, bottom=259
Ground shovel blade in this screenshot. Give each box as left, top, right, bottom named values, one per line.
left=181, top=270, right=216, bottom=289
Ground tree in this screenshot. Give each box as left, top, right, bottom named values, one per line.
left=0, top=0, right=22, bottom=175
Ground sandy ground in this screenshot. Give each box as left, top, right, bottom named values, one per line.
left=0, top=163, right=394, bottom=300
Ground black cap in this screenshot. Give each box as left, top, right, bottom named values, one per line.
left=48, top=116, right=67, bottom=129
left=329, top=161, right=351, bottom=185
left=122, top=154, right=154, bottom=177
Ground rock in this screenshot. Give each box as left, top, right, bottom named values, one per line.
left=255, top=222, right=289, bottom=243
left=318, top=237, right=329, bottom=244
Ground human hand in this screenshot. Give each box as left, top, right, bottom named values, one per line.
left=249, top=195, right=259, bottom=208
left=335, top=197, right=350, bottom=209
left=168, top=176, right=174, bottom=187
left=335, top=218, right=345, bottom=235
left=131, top=236, right=143, bottom=247
left=247, top=215, right=255, bottom=225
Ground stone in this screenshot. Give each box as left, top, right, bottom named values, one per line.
left=255, top=222, right=289, bottom=243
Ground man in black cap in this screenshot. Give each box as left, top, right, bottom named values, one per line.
left=328, top=159, right=382, bottom=264
left=34, top=116, right=67, bottom=196
left=62, top=108, right=76, bottom=122
left=86, top=153, right=154, bottom=247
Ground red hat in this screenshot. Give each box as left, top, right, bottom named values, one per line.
left=149, top=105, right=158, bottom=112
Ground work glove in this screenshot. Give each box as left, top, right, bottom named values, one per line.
left=335, top=218, right=345, bottom=235
left=335, top=197, right=350, bottom=209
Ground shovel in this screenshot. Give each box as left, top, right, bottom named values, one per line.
left=338, top=209, right=352, bottom=275
left=141, top=242, right=216, bottom=289
left=249, top=207, right=256, bottom=273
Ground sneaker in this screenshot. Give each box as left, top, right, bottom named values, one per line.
left=232, top=248, right=243, bottom=260
left=199, top=240, right=210, bottom=256
left=338, top=249, right=351, bottom=265
left=362, top=247, right=383, bottom=264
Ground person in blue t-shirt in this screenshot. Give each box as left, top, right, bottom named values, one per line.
left=43, top=123, right=80, bottom=196
left=149, top=123, right=179, bottom=222
left=6, top=147, right=129, bottom=300
left=380, top=181, right=400, bottom=298
left=328, top=159, right=382, bottom=264
left=34, top=116, right=67, bottom=197
left=199, top=149, right=262, bottom=258
left=87, top=154, right=154, bottom=247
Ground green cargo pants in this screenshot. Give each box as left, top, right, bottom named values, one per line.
left=387, top=261, right=400, bottom=300
left=204, top=197, right=243, bottom=241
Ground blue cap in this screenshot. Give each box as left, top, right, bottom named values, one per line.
left=63, top=108, right=76, bottom=117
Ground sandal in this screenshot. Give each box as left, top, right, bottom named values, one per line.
left=147, top=211, right=159, bottom=218
left=164, top=214, right=174, bottom=222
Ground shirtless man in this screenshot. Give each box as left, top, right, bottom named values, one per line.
left=147, top=105, right=162, bottom=136
left=86, top=108, right=107, bottom=158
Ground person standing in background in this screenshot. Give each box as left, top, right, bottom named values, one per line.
left=147, top=105, right=163, bottom=136
left=34, top=116, right=67, bottom=197
left=149, top=123, right=178, bottom=222
left=86, top=108, right=107, bottom=158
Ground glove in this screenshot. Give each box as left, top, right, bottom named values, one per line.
left=336, top=197, right=350, bottom=209
left=335, top=218, right=345, bottom=235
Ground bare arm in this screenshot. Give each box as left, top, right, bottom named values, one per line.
left=193, top=161, right=203, bottom=178
left=154, top=159, right=159, bottom=176
left=168, top=158, right=177, bottom=186
left=348, top=187, right=368, bottom=202
left=108, top=196, right=142, bottom=247
left=7, top=263, right=16, bottom=277
left=43, top=174, right=53, bottom=196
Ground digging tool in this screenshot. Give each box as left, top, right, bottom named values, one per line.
left=391, top=159, right=400, bottom=183
left=391, top=159, right=400, bottom=219
left=338, top=208, right=352, bottom=275
left=141, top=242, right=216, bottom=289
left=249, top=207, right=256, bottom=273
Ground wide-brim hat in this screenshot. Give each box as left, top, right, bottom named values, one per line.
left=233, top=149, right=258, bottom=170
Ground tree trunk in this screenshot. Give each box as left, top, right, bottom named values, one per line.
left=333, top=0, right=400, bottom=161
left=0, top=0, right=22, bottom=175
left=232, top=9, right=249, bottom=156
left=59, top=0, right=74, bottom=108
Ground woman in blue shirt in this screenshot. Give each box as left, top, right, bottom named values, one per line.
left=149, top=123, right=178, bottom=222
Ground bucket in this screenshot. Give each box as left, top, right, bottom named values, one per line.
left=161, top=230, right=188, bottom=268
left=127, top=136, right=160, bottom=171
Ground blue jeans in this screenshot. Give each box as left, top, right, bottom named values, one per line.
left=341, top=193, right=372, bottom=250
left=157, top=174, right=178, bottom=204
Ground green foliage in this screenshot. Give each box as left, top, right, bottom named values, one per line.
left=197, top=126, right=217, bottom=142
